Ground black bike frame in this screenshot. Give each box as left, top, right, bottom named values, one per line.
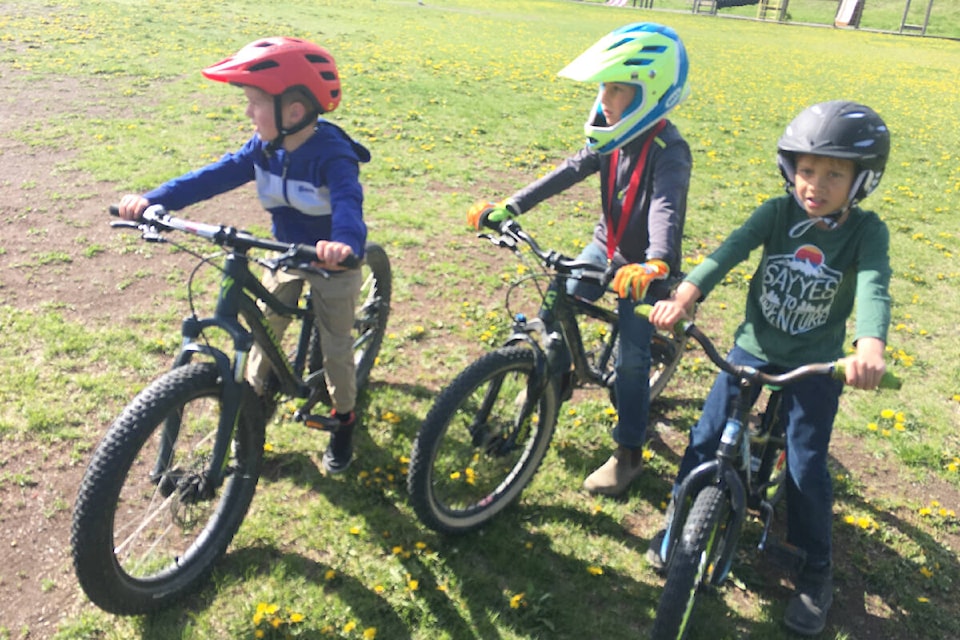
left=156, top=247, right=318, bottom=493
left=500, top=269, right=619, bottom=425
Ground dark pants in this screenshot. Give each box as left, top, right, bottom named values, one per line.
left=567, top=243, right=654, bottom=450
left=675, top=346, right=843, bottom=568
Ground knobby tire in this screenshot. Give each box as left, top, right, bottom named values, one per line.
left=71, top=362, right=264, bottom=615
left=651, top=485, right=729, bottom=640
left=407, top=346, right=560, bottom=535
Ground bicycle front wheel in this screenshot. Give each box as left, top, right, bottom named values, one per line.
left=651, top=485, right=729, bottom=640
left=71, top=362, right=264, bottom=615
left=407, top=346, right=560, bottom=535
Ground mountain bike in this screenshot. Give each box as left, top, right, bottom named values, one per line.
left=638, top=305, right=901, bottom=640
left=71, top=204, right=391, bottom=615
left=406, top=218, right=688, bottom=535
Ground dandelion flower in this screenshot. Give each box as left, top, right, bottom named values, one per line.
left=510, top=593, right=526, bottom=609
left=587, top=565, right=604, bottom=575
left=363, top=628, right=378, bottom=639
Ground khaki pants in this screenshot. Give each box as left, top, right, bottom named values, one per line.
left=245, top=267, right=362, bottom=413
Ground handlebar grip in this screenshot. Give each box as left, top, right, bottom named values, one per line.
left=832, top=362, right=903, bottom=390
left=634, top=303, right=686, bottom=335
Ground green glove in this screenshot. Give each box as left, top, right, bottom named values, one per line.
left=467, top=200, right=519, bottom=230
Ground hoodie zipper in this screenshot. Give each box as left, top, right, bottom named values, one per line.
left=280, top=152, right=291, bottom=205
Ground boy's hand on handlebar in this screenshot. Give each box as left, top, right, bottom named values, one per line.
left=839, top=337, right=887, bottom=390
left=117, top=194, right=150, bottom=221
left=643, top=281, right=701, bottom=330
left=467, top=199, right=517, bottom=231
left=613, top=260, right=668, bottom=301
left=647, top=298, right=688, bottom=330
left=314, top=240, right=354, bottom=270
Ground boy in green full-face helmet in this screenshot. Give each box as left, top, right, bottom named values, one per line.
left=467, top=22, right=692, bottom=497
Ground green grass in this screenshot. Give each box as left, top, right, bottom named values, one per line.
left=2, top=0, right=959, bottom=638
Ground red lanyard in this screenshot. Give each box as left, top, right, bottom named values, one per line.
left=604, top=120, right=667, bottom=262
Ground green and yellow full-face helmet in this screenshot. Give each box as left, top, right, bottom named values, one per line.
left=559, top=22, right=691, bottom=155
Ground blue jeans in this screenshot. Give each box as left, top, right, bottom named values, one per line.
left=567, top=243, right=654, bottom=450
left=675, top=346, right=843, bottom=568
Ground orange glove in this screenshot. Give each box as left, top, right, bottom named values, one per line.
left=466, top=200, right=517, bottom=230
left=612, top=260, right=669, bottom=301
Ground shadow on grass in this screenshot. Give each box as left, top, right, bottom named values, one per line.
left=127, top=381, right=956, bottom=640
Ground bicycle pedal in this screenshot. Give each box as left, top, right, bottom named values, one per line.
left=299, top=413, right=341, bottom=432
left=762, top=540, right=807, bottom=573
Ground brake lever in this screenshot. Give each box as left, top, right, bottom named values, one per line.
left=110, top=219, right=168, bottom=243
left=479, top=232, right=518, bottom=251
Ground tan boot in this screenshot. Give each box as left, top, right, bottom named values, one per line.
left=582, top=446, right=644, bottom=496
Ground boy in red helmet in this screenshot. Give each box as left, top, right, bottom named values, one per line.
left=117, top=37, right=370, bottom=474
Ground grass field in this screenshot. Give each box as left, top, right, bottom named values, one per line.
left=1, top=0, right=959, bottom=639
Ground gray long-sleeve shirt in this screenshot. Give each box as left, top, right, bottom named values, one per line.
left=507, top=120, right=692, bottom=286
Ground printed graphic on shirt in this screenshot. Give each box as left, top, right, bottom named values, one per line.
left=759, top=243, right=841, bottom=335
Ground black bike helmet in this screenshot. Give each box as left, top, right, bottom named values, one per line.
left=777, top=100, right=890, bottom=204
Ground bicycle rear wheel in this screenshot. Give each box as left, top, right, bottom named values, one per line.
left=651, top=485, right=730, bottom=640
left=71, top=362, right=264, bottom=614
left=407, top=346, right=560, bottom=535
left=649, top=330, right=684, bottom=400
left=307, top=241, right=391, bottom=399
left=599, top=330, right=684, bottom=407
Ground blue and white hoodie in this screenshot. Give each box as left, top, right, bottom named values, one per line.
left=145, top=119, right=371, bottom=257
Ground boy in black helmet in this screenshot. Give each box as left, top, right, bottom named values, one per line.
left=647, top=100, right=892, bottom=636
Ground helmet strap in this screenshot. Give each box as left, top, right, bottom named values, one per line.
left=786, top=186, right=850, bottom=237
left=265, top=95, right=319, bottom=157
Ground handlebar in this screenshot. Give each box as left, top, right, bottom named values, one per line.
left=634, top=304, right=902, bottom=391
left=109, top=204, right=359, bottom=269
left=481, top=218, right=613, bottom=285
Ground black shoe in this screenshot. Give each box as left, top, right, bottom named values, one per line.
left=254, top=393, right=278, bottom=428
left=784, top=564, right=833, bottom=636
left=321, top=411, right=356, bottom=474
left=645, top=529, right=667, bottom=573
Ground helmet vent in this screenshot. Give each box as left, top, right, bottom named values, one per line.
left=625, top=58, right=654, bottom=67
left=248, top=60, right=279, bottom=72
left=321, top=71, right=337, bottom=81
left=306, top=54, right=331, bottom=64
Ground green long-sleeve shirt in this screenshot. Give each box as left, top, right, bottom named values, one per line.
left=687, top=194, right=892, bottom=368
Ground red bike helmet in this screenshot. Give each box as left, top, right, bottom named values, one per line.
left=203, top=37, right=341, bottom=153
left=202, top=37, right=341, bottom=113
